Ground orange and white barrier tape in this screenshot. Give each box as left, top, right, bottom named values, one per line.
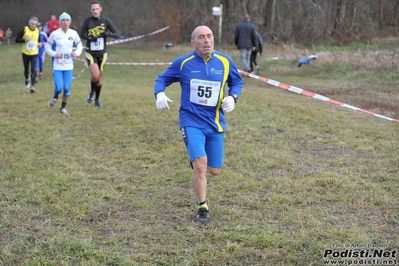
left=72, top=60, right=171, bottom=79
left=239, top=70, right=399, bottom=124
left=72, top=58, right=88, bottom=80
left=82, top=26, right=170, bottom=48
left=72, top=58, right=398, bottom=124
left=106, top=62, right=172, bottom=66
left=106, top=26, right=170, bottom=46
left=71, top=56, right=398, bottom=123
left=74, top=26, right=171, bottom=79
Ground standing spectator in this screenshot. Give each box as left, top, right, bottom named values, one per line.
left=15, top=16, right=41, bottom=93
left=271, top=33, right=278, bottom=45
left=0, top=28, right=4, bottom=44
left=45, top=12, right=82, bottom=115
left=154, top=25, right=243, bottom=223
left=234, top=14, right=257, bottom=73
left=250, top=31, right=263, bottom=75
left=47, top=15, right=60, bottom=35
left=6, top=28, right=12, bottom=45
left=35, top=22, right=48, bottom=81
left=80, top=1, right=120, bottom=108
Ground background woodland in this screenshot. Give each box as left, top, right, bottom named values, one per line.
left=2, top=0, right=399, bottom=47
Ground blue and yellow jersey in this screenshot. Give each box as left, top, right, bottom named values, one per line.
left=154, top=50, right=243, bottom=132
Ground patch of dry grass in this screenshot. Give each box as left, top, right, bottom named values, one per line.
left=0, top=41, right=398, bottom=265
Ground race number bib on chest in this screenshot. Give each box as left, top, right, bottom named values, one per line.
left=57, top=50, right=73, bottom=64
left=90, top=37, right=104, bottom=51
left=190, top=79, right=221, bottom=107
left=26, top=42, right=37, bottom=50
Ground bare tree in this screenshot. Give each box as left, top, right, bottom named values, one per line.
left=1, top=0, right=399, bottom=46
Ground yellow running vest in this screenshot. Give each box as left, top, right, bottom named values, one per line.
left=21, top=26, right=39, bottom=55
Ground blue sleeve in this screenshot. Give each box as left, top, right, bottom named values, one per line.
left=154, top=59, right=182, bottom=97
left=40, top=34, right=46, bottom=43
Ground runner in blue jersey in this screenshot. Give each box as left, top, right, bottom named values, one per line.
left=154, top=25, right=243, bottom=223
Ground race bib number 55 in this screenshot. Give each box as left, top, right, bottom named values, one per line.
left=190, top=79, right=221, bottom=107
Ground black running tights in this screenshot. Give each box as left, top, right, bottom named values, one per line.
left=22, top=53, right=37, bottom=81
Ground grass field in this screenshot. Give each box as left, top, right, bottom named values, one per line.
left=0, top=40, right=398, bottom=266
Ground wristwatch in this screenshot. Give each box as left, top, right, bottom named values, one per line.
left=229, top=94, right=238, bottom=103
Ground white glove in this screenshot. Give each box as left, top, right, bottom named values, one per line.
left=156, top=92, right=173, bottom=110
left=222, top=96, right=235, bottom=112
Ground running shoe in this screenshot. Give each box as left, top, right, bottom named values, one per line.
left=59, top=108, right=69, bottom=115
left=196, top=208, right=210, bottom=223
left=87, top=91, right=94, bottom=103
left=95, top=100, right=102, bottom=108
left=48, top=98, right=57, bottom=108
left=30, top=85, right=35, bottom=93
left=25, top=80, right=30, bottom=89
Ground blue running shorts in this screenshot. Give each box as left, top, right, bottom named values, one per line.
left=181, top=126, right=224, bottom=168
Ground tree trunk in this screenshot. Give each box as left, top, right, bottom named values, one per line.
left=277, top=0, right=284, bottom=35
left=327, top=0, right=333, bottom=33
left=241, top=0, right=248, bottom=16
left=350, top=5, right=357, bottom=31
left=393, top=0, right=399, bottom=26
left=335, top=0, right=345, bottom=30
left=270, top=0, right=277, bottom=31
left=380, top=0, right=384, bottom=29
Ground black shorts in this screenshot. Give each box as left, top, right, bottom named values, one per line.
left=85, top=52, right=108, bottom=71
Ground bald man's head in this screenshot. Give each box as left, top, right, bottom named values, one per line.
left=191, top=26, right=214, bottom=60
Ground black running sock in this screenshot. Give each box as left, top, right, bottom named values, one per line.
left=91, top=81, right=96, bottom=93
left=95, top=84, right=102, bottom=101
left=61, top=102, right=67, bottom=109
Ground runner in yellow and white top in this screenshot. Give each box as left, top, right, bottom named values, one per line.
left=15, top=16, right=41, bottom=92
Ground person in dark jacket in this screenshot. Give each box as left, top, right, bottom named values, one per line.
left=250, top=31, right=263, bottom=74
left=234, top=14, right=257, bottom=73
